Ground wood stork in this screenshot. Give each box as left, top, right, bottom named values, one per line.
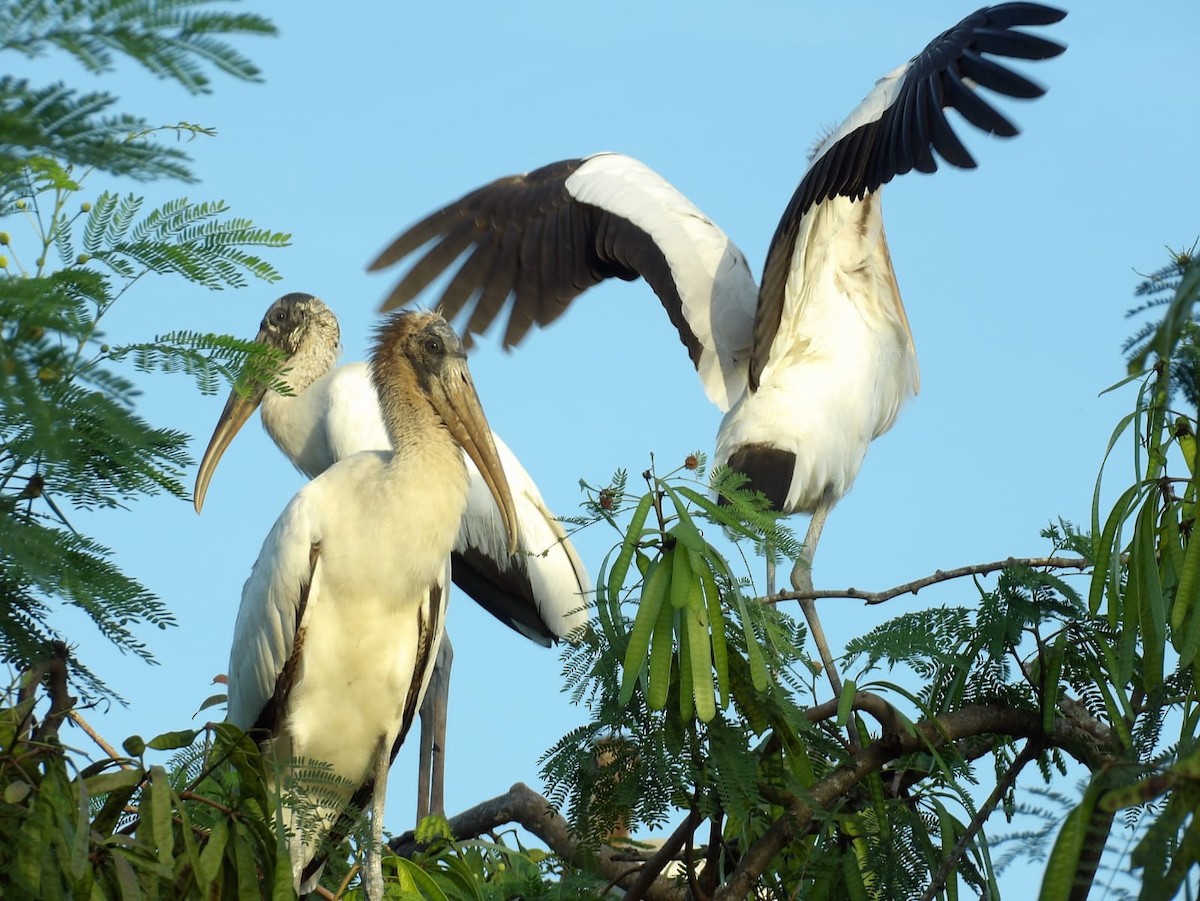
left=196, top=293, right=588, bottom=823
left=225, top=310, right=517, bottom=898
left=367, top=4, right=1066, bottom=690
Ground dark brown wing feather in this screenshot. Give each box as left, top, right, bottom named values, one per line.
left=370, top=156, right=703, bottom=365
left=450, top=548, right=555, bottom=647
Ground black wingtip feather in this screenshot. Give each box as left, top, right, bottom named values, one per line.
left=973, top=26, right=1066, bottom=61
left=753, top=3, right=1065, bottom=381
left=985, top=3, right=1067, bottom=29
left=959, top=47, right=1047, bottom=99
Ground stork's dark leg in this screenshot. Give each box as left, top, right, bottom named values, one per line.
left=416, top=636, right=453, bottom=821
left=790, top=489, right=844, bottom=699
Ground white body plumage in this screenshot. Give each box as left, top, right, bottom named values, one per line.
left=718, top=195, right=919, bottom=512
left=228, top=445, right=462, bottom=872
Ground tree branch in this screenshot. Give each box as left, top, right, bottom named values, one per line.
left=68, top=709, right=131, bottom=766
left=29, top=642, right=76, bottom=743
left=714, top=704, right=1117, bottom=900
left=771, top=556, right=1090, bottom=606
left=386, top=703, right=1116, bottom=901
left=388, top=783, right=685, bottom=901
left=917, top=740, right=1041, bottom=901
left=805, top=690, right=904, bottom=734
left=622, top=806, right=702, bottom=901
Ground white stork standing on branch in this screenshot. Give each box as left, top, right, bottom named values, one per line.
left=367, top=4, right=1067, bottom=693
left=223, top=311, right=518, bottom=899
left=196, top=293, right=588, bottom=825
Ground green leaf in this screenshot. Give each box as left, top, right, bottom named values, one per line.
left=147, top=728, right=199, bottom=751
left=697, top=553, right=730, bottom=708
left=148, top=766, right=174, bottom=869
left=83, top=768, right=143, bottom=796
left=618, top=552, right=672, bottom=705
left=1089, top=480, right=1144, bottom=618
left=395, top=856, right=452, bottom=899
left=195, top=693, right=227, bottom=713
left=677, top=608, right=694, bottom=722
left=1135, top=497, right=1166, bottom=691
left=1173, top=525, right=1200, bottom=668
left=836, top=678, right=857, bottom=727
left=686, top=604, right=717, bottom=722
left=1038, top=779, right=1103, bottom=901
left=647, top=591, right=676, bottom=711
left=670, top=537, right=693, bottom=609
left=734, top=591, right=769, bottom=692
left=195, top=817, right=228, bottom=892
left=607, top=492, right=654, bottom=603
left=232, top=831, right=260, bottom=900
left=1041, top=632, right=1067, bottom=734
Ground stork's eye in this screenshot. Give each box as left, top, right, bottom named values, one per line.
left=424, top=336, right=444, bottom=355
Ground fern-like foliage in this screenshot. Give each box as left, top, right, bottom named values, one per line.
left=0, top=80, right=197, bottom=187
left=0, top=0, right=275, bottom=94
left=0, top=0, right=284, bottom=700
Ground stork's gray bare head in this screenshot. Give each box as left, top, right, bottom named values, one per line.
left=193, top=293, right=338, bottom=513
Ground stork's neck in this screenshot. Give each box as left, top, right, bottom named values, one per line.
left=279, top=335, right=342, bottom=396
left=371, top=366, right=467, bottom=489
left=378, top=387, right=442, bottom=456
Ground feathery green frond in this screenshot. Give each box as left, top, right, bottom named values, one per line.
left=0, top=0, right=276, bottom=94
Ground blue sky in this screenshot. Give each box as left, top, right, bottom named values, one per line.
left=13, top=0, right=1200, bottom=887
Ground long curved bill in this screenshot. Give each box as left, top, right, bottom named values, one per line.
left=193, top=378, right=270, bottom=513
left=429, top=359, right=519, bottom=557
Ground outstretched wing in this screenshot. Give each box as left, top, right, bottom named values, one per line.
left=370, top=153, right=759, bottom=411
left=753, top=3, right=1067, bottom=389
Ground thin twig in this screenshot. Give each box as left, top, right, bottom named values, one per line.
left=177, top=791, right=234, bottom=818
left=68, top=710, right=131, bottom=766
left=917, top=741, right=1041, bottom=901
left=773, top=556, right=1090, bottom=606
left=332, top=863, right=359, bottom=899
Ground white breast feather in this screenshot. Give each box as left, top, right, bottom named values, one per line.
left=716, top=194, right=917, bottom=512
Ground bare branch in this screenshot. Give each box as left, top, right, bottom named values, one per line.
left=68, top=710, right=131, bottom=766
left=623, top=807, right=703, bottom=901
left=805, top=690, right=904, bottom=734
left=388, top=783, right=686, bottom=901
left=31, top=642, right=76, bottom=743
left=770, top=556, right=1090, bottom=606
